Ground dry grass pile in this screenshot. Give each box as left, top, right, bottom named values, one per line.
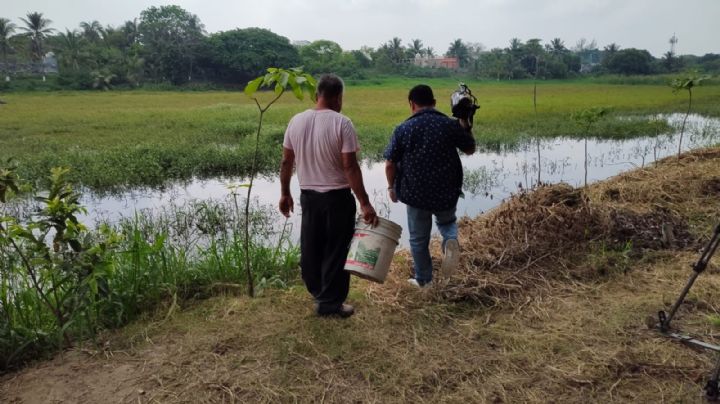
left=588, top=147, right=720, bottom=228
left=370, top=147, right=720, bottom=306
left=464, top=183, right=596, bottom=271
left=442, top=183, right=602, bottom=304
left=369, top=182, right=605, bottom=306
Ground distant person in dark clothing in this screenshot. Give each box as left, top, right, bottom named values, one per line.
left=280, top=74, right=378, bottom=318
left=384, top=84, right=476, bottom=287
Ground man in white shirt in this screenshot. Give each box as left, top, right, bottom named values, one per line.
left=280, top=74, right=378, bottom=318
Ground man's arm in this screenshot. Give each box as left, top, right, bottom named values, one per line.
left=342, top=152, right=378, bottom=225
left=385, top=160, right=398, bottom=203
left=279, top=147, right=295, bottom=217
left=456, top=117, right=476, bottom=155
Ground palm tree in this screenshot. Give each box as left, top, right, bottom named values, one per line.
left=601, top=43, right=620, bottom=67
left=603, top=43, right=620, bottom=54
left=446, top=39, right=469, bottom=68
left=409, top=39, right=424, bottom=58
left=58, top=29, right=83, bottom=71
left=425, top=47, right=435, bottom=58
left=19, top=12, right=54, bottom=62
left=488, top=48, right=507, bottom=81
left=549, top=38, right=567, bottom=55
left=506, top=38, right=524, bottom=78
left=0, top=18, right=16, bottom=63
left=387, top=37, right=403, bottom=64
left=662, top=50, right=678, bottom=72
left=124, top=54, right=144, bottom=86
left=509, top=38, right=523, bottom=54
left=101, top=25, right=126, bottom=49
left=79, top=20, right=103, bottom=42
left=122, top=19, right=140, bottom=47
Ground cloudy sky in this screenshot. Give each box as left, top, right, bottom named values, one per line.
left=5, top=0, right=719, bottom=57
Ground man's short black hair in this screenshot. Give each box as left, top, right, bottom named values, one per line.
left=408, top=84, right=435, bottom=106
left=317, top=74, right=344, bottom=99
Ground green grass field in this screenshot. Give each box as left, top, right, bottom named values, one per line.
left=2, top=78, right=719, bottom=189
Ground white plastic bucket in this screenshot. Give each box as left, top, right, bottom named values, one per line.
left=345, top=217, right=403, bottom=283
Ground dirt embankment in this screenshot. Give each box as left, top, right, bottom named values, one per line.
left=2, top=147, right=720, bottom=403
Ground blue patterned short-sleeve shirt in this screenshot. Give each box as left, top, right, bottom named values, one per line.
left=383, top=108, right=475, bottom=211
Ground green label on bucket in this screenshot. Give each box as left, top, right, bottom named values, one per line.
left=353, top=241, right=380, bottom=269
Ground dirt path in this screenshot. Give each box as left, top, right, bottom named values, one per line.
left=1, top=351, right=146, bottom=403
left=2, top=259, right=718, bottom=404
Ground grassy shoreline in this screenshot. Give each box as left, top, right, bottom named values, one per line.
left=0, top=190, right=300, bottom=370
left=1, top=80, right=720, bottom=190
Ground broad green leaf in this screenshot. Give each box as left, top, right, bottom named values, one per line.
left=263, top=73, right=276, bottom=87
left=288, top=78, right=303, bottom=100
left=279, top=71, right=289, bottom=88
left=244, top=77, right=263, bottom=97
left=302, top=74, right=317, bottom=102
left=274, top=82, right=283, bottom=95
left=303, top=73, right=317, bottom=87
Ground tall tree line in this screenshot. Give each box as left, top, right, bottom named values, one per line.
left=1, top=6, right=718, bottom=89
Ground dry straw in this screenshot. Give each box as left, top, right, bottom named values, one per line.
left=369, top=147, right=720, bottom=307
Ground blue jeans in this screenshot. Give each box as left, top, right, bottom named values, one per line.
left=406, top=205, right=458, bottom=285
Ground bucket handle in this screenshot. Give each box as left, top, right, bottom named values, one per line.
left=356, top=215, right=379, bottom=230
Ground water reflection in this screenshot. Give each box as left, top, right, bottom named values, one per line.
left=10, top=114, right=720, bottom=247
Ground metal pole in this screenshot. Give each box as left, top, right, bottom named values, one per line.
left=661, top=271, right=701, bottom=331
left=661, top=224, right=720, bottom=331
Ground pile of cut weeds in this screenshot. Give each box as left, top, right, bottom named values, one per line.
left=370, top=147, right=720, bottom=306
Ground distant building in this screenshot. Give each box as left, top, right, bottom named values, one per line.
left=578, top=49, right=602, bottom=73
left=580, top=63, right=600, bottom=74
left=0, top=52, right=58, bottom=76
left=43, top=52, right=58, bottom=74
left=413, top=54, right=459, bottom=69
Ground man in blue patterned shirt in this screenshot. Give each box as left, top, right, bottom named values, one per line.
left=383, top=84, right=476, bottom=287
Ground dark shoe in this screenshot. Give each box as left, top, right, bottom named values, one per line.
left=316, top=303, right=355, bottom=318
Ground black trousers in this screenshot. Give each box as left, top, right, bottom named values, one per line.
left=300, top=188, right=356, bottom=313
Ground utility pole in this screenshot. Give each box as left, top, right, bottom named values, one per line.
left=669, top=33, right=678, bottom=55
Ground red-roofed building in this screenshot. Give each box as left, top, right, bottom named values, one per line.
left=414, top=55, right=459, bottom=69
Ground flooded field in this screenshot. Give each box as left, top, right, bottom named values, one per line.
left=63, top=113, right=719, bottom=246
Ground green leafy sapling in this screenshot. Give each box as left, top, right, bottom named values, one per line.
left=572, top=107, right=607, bottom=188
left=670, top=73, right=710, bottom=159
left=241, top=67, right=316, bottom=297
